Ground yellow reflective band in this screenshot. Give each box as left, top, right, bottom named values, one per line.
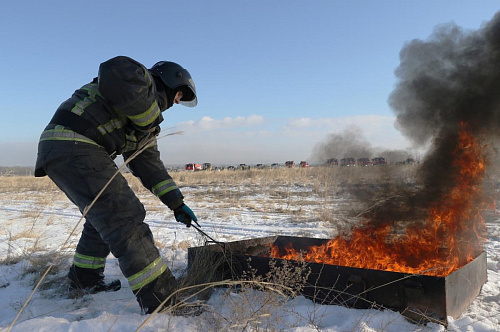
left=152, top=179, right=178, bottom=197
left=128, top=257, right=167, bottom=291
left=71, top=97, right=93, bottom=116
left=145, top=69, right=153, bottom=87
left=97, top=118, right=125, bottom=135
left=73, top=253, right=106, bottom=269
left=81, top=83, right=101, bottom=98
left=71, top=84, right=100, bottom=116
left=126, top=100, right=160, bottom=127
left=40, top=128, right=100, bottom=146
left=124, top=141, right=138, bottom=152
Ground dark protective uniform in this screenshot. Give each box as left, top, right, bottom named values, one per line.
left=35, top=56, right=185, bottom=310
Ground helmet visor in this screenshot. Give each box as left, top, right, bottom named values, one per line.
left=180, top=98, right=198, bottom=107
left=179, top=77, right=198, bottom=107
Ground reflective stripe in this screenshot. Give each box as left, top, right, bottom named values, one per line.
left=123, top=132, right=138, bottom=152
left=81, top=83, right=101, bottom=98
left=71, top=98, right=93, bottom=116
left=40, top=127, right=100, bottom=146
left=127, top=100, right=160, bottom=127
left=125, top=133, right=138, bottom=143
left=73, top=253, right=106, bottom=269
left=65, top=83, right=123, bottom=137
left=97, top=118, right=125, bottom=135
left=71, top=84, right=101, bottom=116
left=128, top=257, right=167, bottom=291
left=124, top=141, right=138, bottom=151
left=152, top=179, right=178, bottom=197
left=145, top=70, right=153, bottom=87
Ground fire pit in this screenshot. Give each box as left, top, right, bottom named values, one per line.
left=187, top=123, right=491, bottom=325
left=188, top=235, right=487, bottom=325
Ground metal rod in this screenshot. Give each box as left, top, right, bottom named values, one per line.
left=191, top=224, right=225, bottom=251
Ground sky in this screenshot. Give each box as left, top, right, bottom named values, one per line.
left=1, top=1, right=499, bottom=166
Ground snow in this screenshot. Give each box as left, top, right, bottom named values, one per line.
left=1, top=184, right=499, bottom=332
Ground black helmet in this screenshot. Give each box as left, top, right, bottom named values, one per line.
left=149, top=61, right=197, bottom=107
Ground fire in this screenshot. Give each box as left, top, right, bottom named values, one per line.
left=270, top=123, right=489, bottom=276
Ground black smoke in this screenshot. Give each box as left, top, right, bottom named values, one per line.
left=389, top=13, right=500, bottom=201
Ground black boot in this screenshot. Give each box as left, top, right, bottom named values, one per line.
left=137, top=271, right=205, bottom=316
left=68, top=264, right=121, bottom=297
left=68, top=278, right=122, bottom=298
left=135, top=269, right=178, bottom=314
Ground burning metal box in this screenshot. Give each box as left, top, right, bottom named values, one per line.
left=188, top=235, right=487, bottom=325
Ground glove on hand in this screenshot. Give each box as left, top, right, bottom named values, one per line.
left=174, top=204, right=199, bottom=228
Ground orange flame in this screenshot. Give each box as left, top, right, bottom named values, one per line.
left=270, top=123, right=489, bottom=276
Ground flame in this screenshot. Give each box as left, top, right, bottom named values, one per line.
left=270, top=123, right=489, bottom=276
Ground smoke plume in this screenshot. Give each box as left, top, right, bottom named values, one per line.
left=312, top=126, right=415, bottom=164
left=311, top=126, right=372, bottom=163
left=389, top=13, right=500, bottom=201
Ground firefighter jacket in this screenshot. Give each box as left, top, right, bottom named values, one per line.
left=35, top=56, right=184, bottom=210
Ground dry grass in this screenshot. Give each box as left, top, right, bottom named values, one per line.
left=121, top=165, right=422, bottom=228
left=21, top=252, right=72, bottom=291
left=1, top=165, right=434, bottom=331
left=166, top=166, right=420, bottom=226
left=0, top=165, right=419, bottom=265
left=0, top=176, right=58, bottom=193
left=168, top=165, right=416, bottom=187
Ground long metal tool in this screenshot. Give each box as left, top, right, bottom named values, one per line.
left=191, top=224, right=226, bottom=252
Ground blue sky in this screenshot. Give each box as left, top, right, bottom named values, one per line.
left=1, top=1, right=499, bottom=166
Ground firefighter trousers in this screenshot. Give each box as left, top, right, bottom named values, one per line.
left=39, top=141, right=176, bottom=309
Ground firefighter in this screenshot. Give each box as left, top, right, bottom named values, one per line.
left=35, top=56, right=198, bottom=314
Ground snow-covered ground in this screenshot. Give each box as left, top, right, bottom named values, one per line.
left=0, top=180, right=499, bottom=332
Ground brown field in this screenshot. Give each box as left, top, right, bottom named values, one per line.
left=0, top=165, right=420, bottom=224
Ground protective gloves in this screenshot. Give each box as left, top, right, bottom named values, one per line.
left=173, top=204, right=199, bottom=228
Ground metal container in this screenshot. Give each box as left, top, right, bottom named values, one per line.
left=188, top=235, right=487, bottom=325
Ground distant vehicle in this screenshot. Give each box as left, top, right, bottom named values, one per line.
left=285, top=161, right=295, bottom=168
left=299, top=161, right=310, bottom=168
left=340, top=158, right=356, bottom=166
left=326, top=158, right=338, bottom=166
left=371, top=157, right=387, bottom=166
left=396, top=158, right=417, bottom=166
left=357, top=158, right=373, bottom=166
left=185, top=163, right=201, bottom=171
left=406, top=158, right=417, bottom=165
left=202, top=162, right=212, bottom=171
